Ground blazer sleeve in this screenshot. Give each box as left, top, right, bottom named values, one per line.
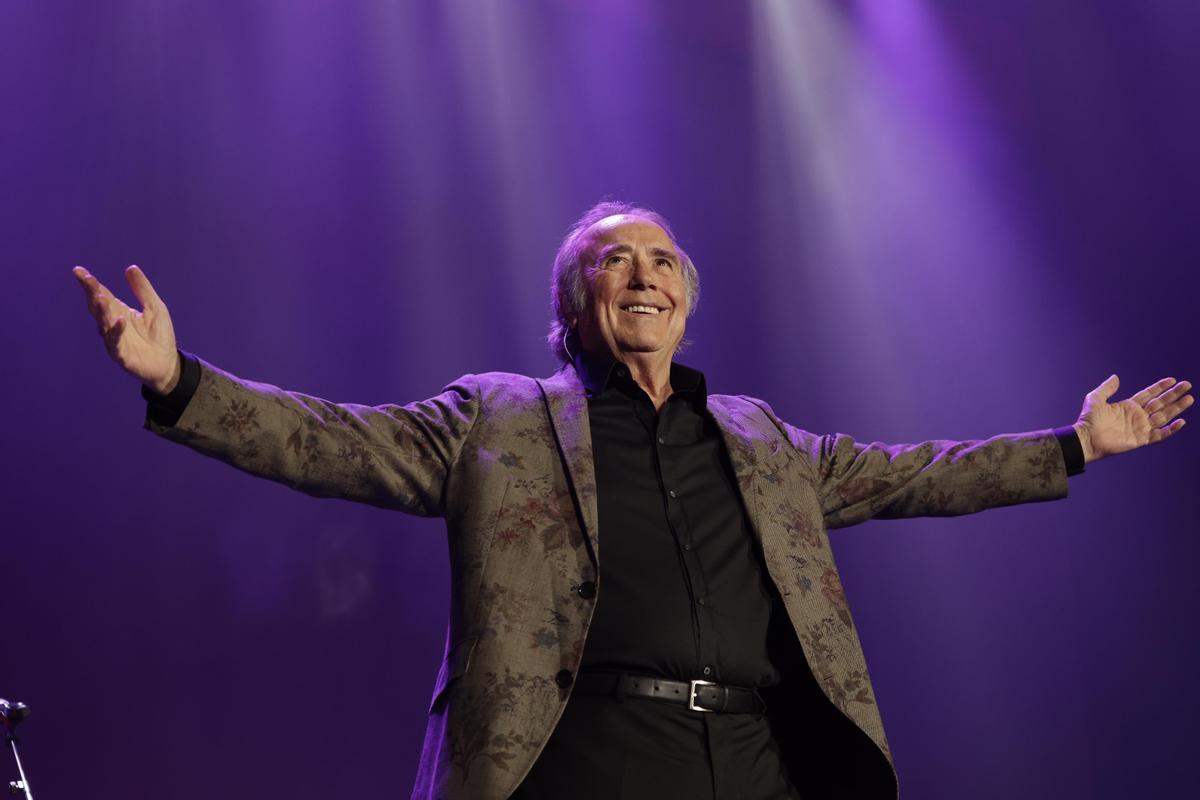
left=144, top=357, right=481, bottom=517
left=749, top=401, right=1071, bottom=529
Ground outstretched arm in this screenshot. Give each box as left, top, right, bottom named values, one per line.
left=1072, top=375, right=1192, bottom=463
left=759, top=374, right=1191, bottom=529
left=71, top=265, right=480, bottom=515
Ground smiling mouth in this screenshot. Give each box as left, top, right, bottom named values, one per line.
left=620, top=304, right=666, bottom=315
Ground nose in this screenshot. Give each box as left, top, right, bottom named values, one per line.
left=628, top=255, right=656, bottom=289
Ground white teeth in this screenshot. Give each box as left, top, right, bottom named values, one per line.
left=623, top=305, right=660, bottom=314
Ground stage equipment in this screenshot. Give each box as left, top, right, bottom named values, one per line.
left=1, top=699, right=34, bottom=800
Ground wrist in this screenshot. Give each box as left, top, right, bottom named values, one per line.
left=1073, top=421, right=1096, bottom=463
left=148, top=351, right=182, bottom=396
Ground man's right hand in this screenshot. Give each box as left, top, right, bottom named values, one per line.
left=73, top=265, right=181, bottom=395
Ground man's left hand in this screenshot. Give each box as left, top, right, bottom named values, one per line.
left=1073, top=375, right=1193, bottom=463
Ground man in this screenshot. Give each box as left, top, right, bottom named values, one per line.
left=74, top=201, right=1192, bottom=798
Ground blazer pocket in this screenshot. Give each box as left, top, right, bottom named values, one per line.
left=428, top=634, right=480, bottom=715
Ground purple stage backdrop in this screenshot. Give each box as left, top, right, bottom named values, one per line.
left=3, top=1, right=1198, bottom=797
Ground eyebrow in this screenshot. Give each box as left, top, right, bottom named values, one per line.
left=596, top=244, right=679, bottom=262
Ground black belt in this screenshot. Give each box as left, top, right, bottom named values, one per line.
left=572, top=671, right=766, bottom=714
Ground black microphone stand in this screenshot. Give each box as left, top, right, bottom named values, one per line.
left=1, top=699, right=33, bottom=800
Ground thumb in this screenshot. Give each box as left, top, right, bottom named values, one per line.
left=125, top=264, right=164, bottom=311
left=1090, top=374, right=1120, bottom=402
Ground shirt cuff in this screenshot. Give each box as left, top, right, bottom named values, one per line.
left=141, top=350, right=200, bottom=428
left=1053, top=425, right=1085, bottom=477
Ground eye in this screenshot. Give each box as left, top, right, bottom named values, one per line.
left=605, top=255, right=627, bottom=267
left=656, top=258, right=674, bottom=269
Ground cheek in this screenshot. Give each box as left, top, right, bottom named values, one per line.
left=669, top=288, right=689, bottom=316
left=588, top=277, right=621, bottom=308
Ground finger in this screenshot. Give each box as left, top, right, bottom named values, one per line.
left=1148, top=392, right=1195, bottom=427
left=106, top=314, right=126, bottom=338
left=73, top=267, right=129, bottom=329
left=87, top=286, right=114, bottom=330
left=1145, top=380, right=1192, bottom=413
left=1149, top=417, right=1186, bottom=445
left=103, top=315, right=126, bottom=356
left=125, top=264, right=163, bottom=312
left=89, top=279, right=138, bottom=330
left=93, top=290, right=129, bottom=331
left=1089, top=374, right=1120, bottom=402
left=1132, top=377, right=1176, bottom=406
left=73, top=266, right=115, bottom=306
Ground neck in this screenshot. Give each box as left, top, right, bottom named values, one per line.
left=620, top=351, right=674, bottom=411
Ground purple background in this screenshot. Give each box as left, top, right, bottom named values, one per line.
left=4, top=1, right=1198, bottom=797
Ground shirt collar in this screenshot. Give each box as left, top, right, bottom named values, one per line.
left=573, top=348, right=707, bottom=404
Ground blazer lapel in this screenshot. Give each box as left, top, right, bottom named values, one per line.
left=537, top=366, right=600, bottom=567
left=708, top=398, right=770, bottom=544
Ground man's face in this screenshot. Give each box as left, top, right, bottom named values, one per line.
left=573, top=215, right=688, bottom=363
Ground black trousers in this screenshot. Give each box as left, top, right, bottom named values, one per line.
left=510, top=689, right=802, bottom=799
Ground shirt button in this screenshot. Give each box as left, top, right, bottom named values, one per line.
left=702, top=665, right=713, bottom=677
left=616, top=367, right=627, bottom=378
left=555, top=669, right=574, bottom=689
left=683, top=543, right=692, bottom=551
left=697, top=596, right=708, bottom=607
left=668, top=489, right=677, bottom=499
left=657, top=436, right=665, bottom=445
left=576, top=581, right=597, bottom=599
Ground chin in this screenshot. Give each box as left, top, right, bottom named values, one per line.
left=614, top=335, right=663, bottom=350
left=618, top=344, right=671, bottom=358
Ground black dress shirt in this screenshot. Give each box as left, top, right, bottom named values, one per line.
left=574, top=351, right=786, bottom=689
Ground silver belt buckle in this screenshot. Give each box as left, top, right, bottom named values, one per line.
left=688, top=679, right=716, bottom=712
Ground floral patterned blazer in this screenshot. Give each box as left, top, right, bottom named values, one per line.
left=147, top=358, right=1070, bottom=799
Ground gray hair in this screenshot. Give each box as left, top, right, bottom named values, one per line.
left=547, top=200, right=701, bottom=364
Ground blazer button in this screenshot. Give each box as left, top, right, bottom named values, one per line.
left=555, top=669, right=574, bottom=689
left=576, top=581, right=597, bottom=599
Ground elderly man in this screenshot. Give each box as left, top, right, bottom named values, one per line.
left=74, top=201, right=1191, bottom=799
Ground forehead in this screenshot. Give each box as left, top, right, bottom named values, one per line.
left=584, top=215, right=676, bottom=252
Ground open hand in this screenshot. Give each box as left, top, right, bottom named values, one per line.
left=1074, top=375, right=1192, bottom=462
left=72, top=265, right=181, bottom=394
